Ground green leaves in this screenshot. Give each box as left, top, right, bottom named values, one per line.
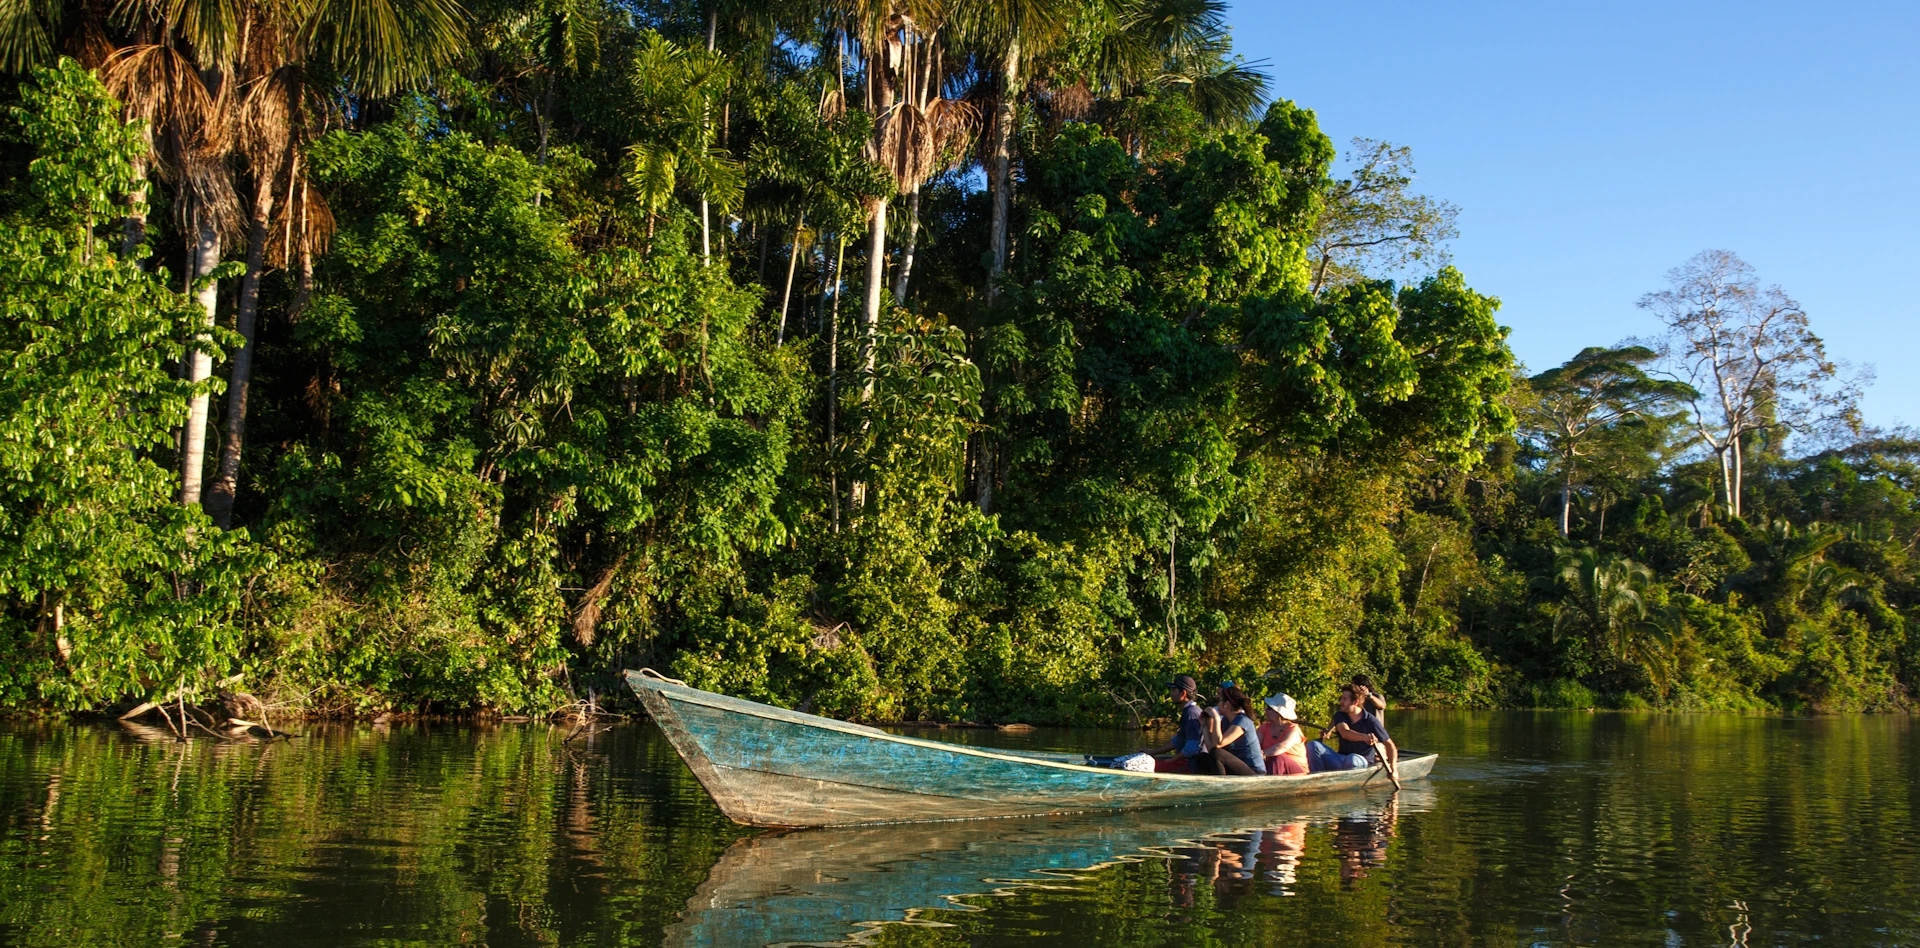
left=1243, top=268, right=1512, bottom=467
left=8, top=58, right=146, bottom=230
left=298, top=0, right=471, bottom=97
left=0, top=60, right=256, bottom=709
left=623, top=32, right=743, bottom=216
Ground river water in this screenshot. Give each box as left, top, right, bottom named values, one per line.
left=0, top=712, right=1914, bottom=946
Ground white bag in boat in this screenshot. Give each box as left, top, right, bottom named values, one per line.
left=1114, top=752, right=1157, bottom=772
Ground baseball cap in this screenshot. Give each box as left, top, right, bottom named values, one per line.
left=1171, top=675, right=1198, bottom=693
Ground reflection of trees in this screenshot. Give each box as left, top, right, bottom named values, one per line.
left=0, top=723, right=750, bottom=944
left=5, top=714, right=1913, bottom=947
left=1387, top=712, right=1919, bottom=946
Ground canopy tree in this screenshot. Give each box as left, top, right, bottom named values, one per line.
left=1639, top=250, right=1867, bottom=520
left=1521, top=345, right=1695, bottom=536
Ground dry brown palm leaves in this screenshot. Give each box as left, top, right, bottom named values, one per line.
left=871, top=95, right=977, bottom=197
left=237, top=67, right=293, bottom=167
left=1040, top=79, right=1092, bottom=124
left=103, top=42, right=242, bottom=241
left=267, top=167, right=333, bottom=267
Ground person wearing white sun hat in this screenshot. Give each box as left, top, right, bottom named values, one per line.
left=1258, top=693, right=1309, bottom=775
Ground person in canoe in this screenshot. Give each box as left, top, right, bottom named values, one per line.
left=1196, top=682, right=1267, bottom=776
left=1351, top=673, right=1388, bottom=715
left=1349, top=674, right=1400, bottom=774
left=1258, top=693, right=1310, bottom=775
left=1306, top=685, right=1390, bottom=771
left=1138, top=675, right=1208, bottom=773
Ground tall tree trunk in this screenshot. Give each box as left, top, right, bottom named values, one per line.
left=1717, top=444, right=1735, bottom=520
left=860, top=197, right=887, bottom=393
left=986, top=39, right=1019, bottom=303
left=206, top=172, right=276, bottom=528
left=1730, top=434, right=1745, bottom=520
left=893, top=187, right=920, bottom=302
left=825, top=234, right=845, bottom=529
left=777, top=212, right=804, bottom=345
left=815, top=232, right=834, bottom=339
left=180, top=211, right=221, bottom=508
left=860, top=46, right=894, bottom=394
left=850, top=195, right=886, bottom=513
left=1560, top=470, right=1572, bottom=537
left=292, top=241, right=314, bottom=317
left=533, top=84, right=551, bottom=207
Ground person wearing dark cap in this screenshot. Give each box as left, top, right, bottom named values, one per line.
left=1138, top=675, right=1207, bottom=772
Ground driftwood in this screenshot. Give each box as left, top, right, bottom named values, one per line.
left=111, top=690, right=284, bottom=740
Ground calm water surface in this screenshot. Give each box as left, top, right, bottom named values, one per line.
left=0, top=712, right=1915, bottom=946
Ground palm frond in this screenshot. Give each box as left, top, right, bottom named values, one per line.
left=297, top=0, right=469, bottom=97
left=112, top=0, right=248, bottom=69
left=1173, top=57, right=1268, bottom=128
left=625, top=142, right=679, bottom=213
left=0, top=0, right=61, bottom=72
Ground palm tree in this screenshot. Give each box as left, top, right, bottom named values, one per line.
left=1545, top=544, right=1670, bottom=675
left=949, top=0, right=1075, bottom=304
left=624, top=31, right=742, bottom=244
left=95, top=12, right=245, bottom=513
left=746, top=79, right=882, bottom=345
left=1080, top=0, right=1270, bottom=147
left=473, top=0, right=603, bottom=187
left=7, top=0, right=465, bottom=523
left=849, top=1, right=973, bottom=388
left=202, top=0, right=466, bottom=527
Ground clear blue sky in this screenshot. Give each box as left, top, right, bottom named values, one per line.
left=1228, top=0, right=1920, bottom=426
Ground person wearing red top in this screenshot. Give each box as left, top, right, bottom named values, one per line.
left=1257, top=693, right=1309, bottom=775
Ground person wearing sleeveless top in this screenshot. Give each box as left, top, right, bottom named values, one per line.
left=1197, top=682, right=1267, bottom=776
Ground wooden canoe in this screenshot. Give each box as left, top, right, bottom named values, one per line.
left=627, top=669, right=1438, bottom=828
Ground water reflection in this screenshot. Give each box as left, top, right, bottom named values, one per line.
left=0, top=713, right=1915, bottom=947
left=668, top=789, right=1427, bottom=947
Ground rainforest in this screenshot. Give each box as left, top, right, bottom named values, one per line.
left=0, top=0, right=1912, bottom=724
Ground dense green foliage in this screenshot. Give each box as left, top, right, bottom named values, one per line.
left=0, top=2, right=1911, bottom=720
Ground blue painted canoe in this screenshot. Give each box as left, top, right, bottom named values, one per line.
left=627, top=669, right=1436, bottom=827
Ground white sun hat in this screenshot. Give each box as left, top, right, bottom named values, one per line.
left=1263, top=693, right=1298, bottom=720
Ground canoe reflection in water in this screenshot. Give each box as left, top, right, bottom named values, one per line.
left=667, top=787, right=1430, bottom=948
left=1164, top=796, right=1396, bottom=911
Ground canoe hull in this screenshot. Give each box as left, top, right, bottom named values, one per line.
left=629, top=670, right=1436, bottom=827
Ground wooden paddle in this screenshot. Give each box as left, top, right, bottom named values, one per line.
left=1313, top=716, right=1399, bottom=790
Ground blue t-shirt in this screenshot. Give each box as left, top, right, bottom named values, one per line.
left=1334, top=708, right=1389, bottom=756
left=1224, top=713, right=1267, bottom=774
